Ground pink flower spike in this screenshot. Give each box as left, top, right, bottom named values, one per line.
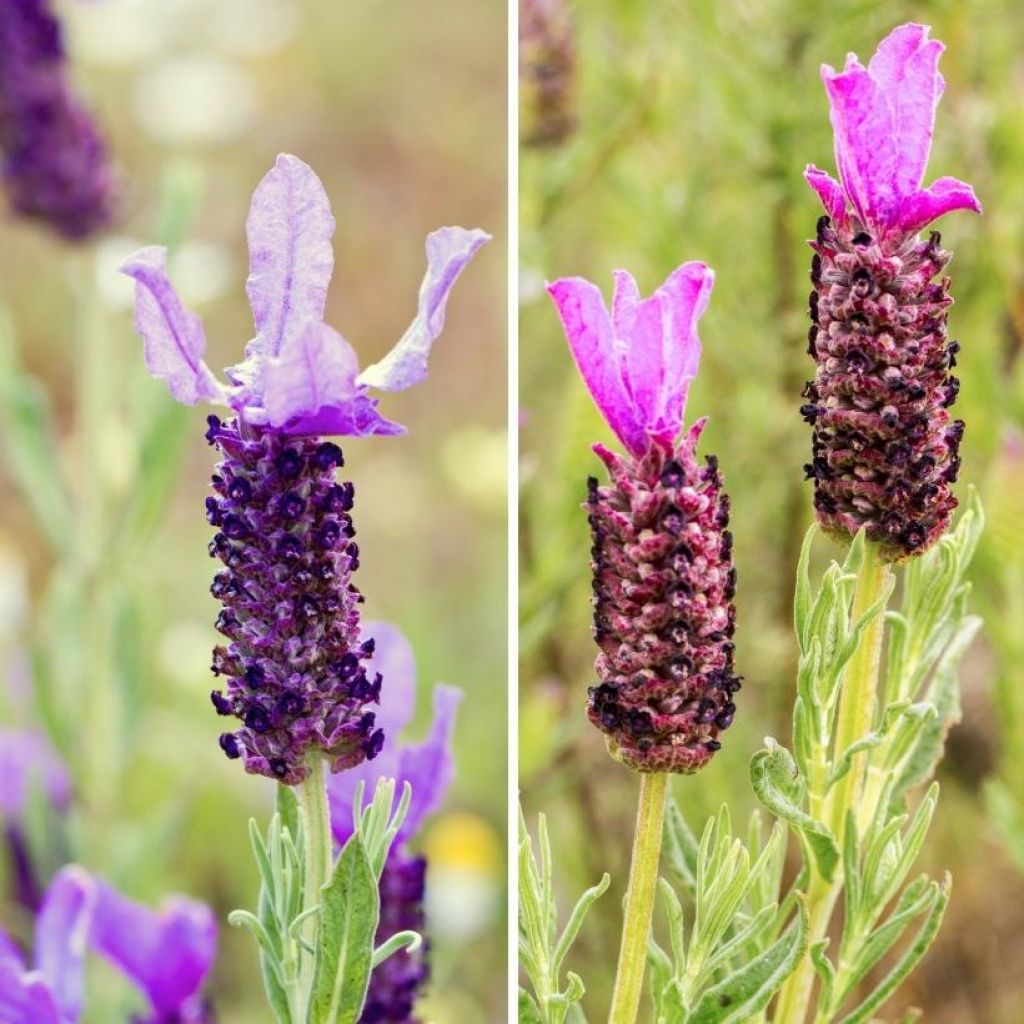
left=812, top=23, right=981, bottom=240
left=548, top=262, right=714, bottom=457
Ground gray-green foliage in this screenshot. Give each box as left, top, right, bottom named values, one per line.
left=650, top=803, right=806, bottom=1024
left=519, top=809, right=611, bottom=1024
left=758, top=494, right=982, bottom=1022
left=231, top=779, right=417, bottom=1024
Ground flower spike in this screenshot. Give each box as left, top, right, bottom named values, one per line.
left=548, top=264, right=738, bottom=773
left=803, top=25, right=978, bottom=558
left=120, top=155, right=488, bottom=783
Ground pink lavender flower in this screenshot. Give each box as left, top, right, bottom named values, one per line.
left=0, top=866, right=216, bottom=1024
left=548, top=264, right=739, bottom=774
left=803, top=24, right=981, bottom=558
left=327, top=623, right=460, bottom=1023
left=0, top=0, right=115, bottom=239
left=120, top=155, right=487, bottom=786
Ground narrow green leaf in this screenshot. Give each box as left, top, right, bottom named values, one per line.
left=310, top=835, right=379, bottom=1024
left=372, top=930, right=421, bottom=968
left=686, top=898, right=808, bottom=1024
left=750, top=742, right=838, bottom=881
left=835, top=876, right=950, bottom=1024
left=519, top=988, right=545, bottom=1024
left=794, top=525, right=816, bottom=649
left=551, top=872, right=610, bottom=977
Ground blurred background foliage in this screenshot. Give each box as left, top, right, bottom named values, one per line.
left=0, top=0, right=506, bottom=1020
left=519, top=1, right=1024, bottom=1021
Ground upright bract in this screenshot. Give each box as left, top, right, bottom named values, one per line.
left=0, top=0, right=114, bottom=239
left=802, top=23, right=980, bottom=559
left=327, top=623, right=460, bottom=1024
left=120, top=154, right=488, bottom=785
left=548, top=263, right=739, bottom=773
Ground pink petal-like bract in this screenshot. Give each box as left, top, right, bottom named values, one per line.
left=811, top=23, right=980, bottom=241
left=548, top=262, right=714, bottom=457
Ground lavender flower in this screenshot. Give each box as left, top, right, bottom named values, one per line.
left=327, top=623, right=460, bottom=1023
left=120, top=154, right=488, bottom=785
left=0, top=729, right=71, bottom=910
left=0, top=866, right=216, bottom=1024
left=802, top=24, right=981, bottom=559
left=548, top=263, right=739, bottom=774
left=519, top=0, right=577, bottom=148
left=0, top=0, right=114, bottom=238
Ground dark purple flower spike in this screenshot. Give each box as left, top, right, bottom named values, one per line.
left=327, top=623, right=460, bottom=1024
left=0, top=0, right=115, bottom=239
left=0, top=867, right=216, bottom=1024
left=120, top=155, right=488, bottom=784
left=548, top=264, right=740, bottom=773
left=803, top=24, right=980, bottom=559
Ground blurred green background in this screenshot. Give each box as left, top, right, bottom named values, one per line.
left=520, top=1, right=1024, bottom=1021
left=0, top=0, right=506, bottom=1021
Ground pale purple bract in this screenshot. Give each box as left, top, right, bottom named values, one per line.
left=120, top=153, right=490, bottom=438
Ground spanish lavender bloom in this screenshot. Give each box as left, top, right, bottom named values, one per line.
left=519, top=0, right=576, bottom=148
left=547, top=263, right=739, bottom=774
left=327, top=623, right=460, bottom=1023
left=0, top=866, right=216, bottom=1024
left=0, top=0, right=115, bottom=238
left=802, top=24, right=981, bottom=559
left=120, top=154, right=488, bottom=785
left=0, top=730, right=71, bottom=910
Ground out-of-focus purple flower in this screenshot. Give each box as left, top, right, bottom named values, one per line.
left=520, top=0, right=577, bottom=148
left=803, top=26, right=977, bottom=559
left=0, top=0, right=115, bottom=239
left=119, top=155, right=487, bottom=785
left=548, top=266, right=739, bottom=773
left=327, top=623, right=460, bottom=1024
left=0, top=730, right=71, bottom=910
left=120, top=153, right=489, bottom=439
left=0, top=867, right=216, bottom=1024
left=805, top=23, right=980, bottom=243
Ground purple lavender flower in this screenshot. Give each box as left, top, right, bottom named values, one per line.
left=803, top=24, right=981, bottom=559
left=327, top=623, right=460, bottom=1024
left=0, top=0, right=115, bottom=239
left=120, top=154, right=488, bottom=785
left=519, top=0, right=577, bottom=148
left=0, top=729, right=71, bottom=910
left=0, top=866, right=216, bottom=1024
left=548, top=263, right=739, bottom=774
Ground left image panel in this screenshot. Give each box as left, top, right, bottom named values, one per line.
left=0, top=2, right=507, bottom=1022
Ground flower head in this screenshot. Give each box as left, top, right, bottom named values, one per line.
left=120, top=154, right=487, bottom=784
left=548, top=264, right=738, bottom=773
left=0, top=867, right=216, bottom=1024
left=120, top=153, right=490, bottom=439
left=0, top=0, right=115, bottom=239
left=547, top=263, right=714, bottom=458
left=327, top=623, right=460, bottom=1023
left=519, top=0, right=577, bottom=148
left=805, top=23, right=980, bottom=243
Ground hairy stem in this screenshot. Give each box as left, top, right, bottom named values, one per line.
left=607, top=771, right=668, bottom=1024
left=774, top=542, right=890, bottom=1024
left=297, top=754, right=332, bottom=1014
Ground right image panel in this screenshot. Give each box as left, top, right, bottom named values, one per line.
left=518, top=4, right=1024, bottom=1023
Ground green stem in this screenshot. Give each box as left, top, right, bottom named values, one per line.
left=774, top=542, right=890, bottom=1024
left=297, top=754, right=332, bottom=1016
left=828, top=543, right=889, bottom=839
left=607, top=771, right=668, bottom=1024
